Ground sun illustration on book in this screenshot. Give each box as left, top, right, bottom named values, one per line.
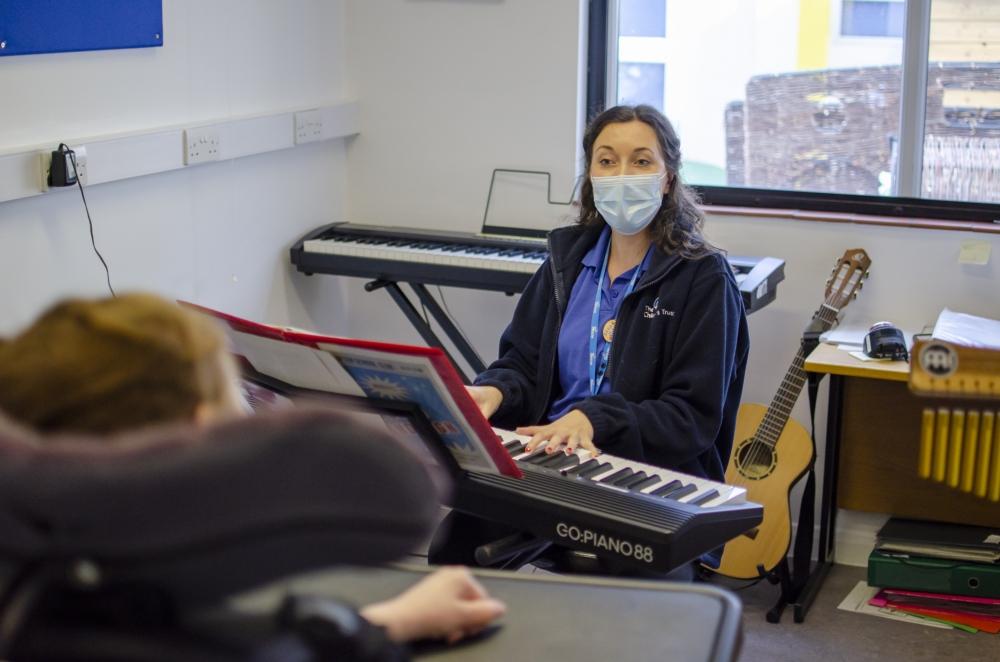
left=360, top=376, right=410, bottom=400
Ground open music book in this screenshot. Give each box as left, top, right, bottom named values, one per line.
left=180, top=302, right=521, bottom=478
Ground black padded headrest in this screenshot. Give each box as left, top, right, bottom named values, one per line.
left=0, top=407, right=446, bottom=606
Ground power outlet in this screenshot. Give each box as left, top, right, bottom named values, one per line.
left=184, top=127, right=222, bottom=165
left=294, top=109, right=324, bottom=144
left=39, top=145, right=88, bottom=191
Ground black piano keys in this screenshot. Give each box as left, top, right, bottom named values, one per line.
left=503, top=436, right=723, bottom=508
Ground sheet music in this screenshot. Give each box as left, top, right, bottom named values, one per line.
left=182, top=299, right=518, bottom=477
left=932, top=308, right=1000, bottom=350
left=230, top=332, right=365, bottom=396
left=317, top=343, right=498, bottom=473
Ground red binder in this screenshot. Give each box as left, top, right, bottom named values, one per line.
left=181, top=301, right=522, bottom=478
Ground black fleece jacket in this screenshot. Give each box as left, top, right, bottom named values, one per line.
left=475, top=223, right=749, bottom=482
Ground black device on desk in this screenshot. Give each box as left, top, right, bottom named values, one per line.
left=289, top=222, right=786, bottom=380
left=863, top=321, right=909, bottom=361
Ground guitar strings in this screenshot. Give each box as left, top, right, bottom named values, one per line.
left=738, top=292, right=842, bottom=482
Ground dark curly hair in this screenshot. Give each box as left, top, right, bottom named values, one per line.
left=578, top=105, right=718, bottom=259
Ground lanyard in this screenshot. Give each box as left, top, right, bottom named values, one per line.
left=588, top=241, right=643, bottom=396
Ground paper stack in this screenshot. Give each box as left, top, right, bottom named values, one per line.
left=867, top=518, right=1000, bottom=633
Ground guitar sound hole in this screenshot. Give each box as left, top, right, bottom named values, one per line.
left=734, top=438, right=776, bottom=480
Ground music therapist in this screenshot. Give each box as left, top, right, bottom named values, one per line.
left=466, top=105, right=749, bottom=484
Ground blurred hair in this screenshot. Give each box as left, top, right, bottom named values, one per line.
left=578, top=104, right=718, bottom=258
left=0, top=293, right=232, bottom=435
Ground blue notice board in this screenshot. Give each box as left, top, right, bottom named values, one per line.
left=0, top=1, right=163, bottom=57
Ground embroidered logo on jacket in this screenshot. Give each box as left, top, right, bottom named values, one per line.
left=643, top=296, right=674, bottom=319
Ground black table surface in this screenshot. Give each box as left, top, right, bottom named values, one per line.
left=225, top=564, right=743, bottom=662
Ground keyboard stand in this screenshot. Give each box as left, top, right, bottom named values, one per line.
left=474, top=531, right=552, bottom=568
left=364, top=278, right=488, bottom=382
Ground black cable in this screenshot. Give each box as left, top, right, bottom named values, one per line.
left=65, top=146, right=115, bottom=297
left=435, top=285, right=475, bottom=350
left=728, top=577, right=765, bottom=592
left=698, top=567, right=766, bottom=592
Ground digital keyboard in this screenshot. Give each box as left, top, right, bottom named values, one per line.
left=293, top=222, right=548, bottom=293
left=448, top=428, right=763, bottom=575
left=290, top=222, right=785, bottom=315
left=497, top=428, right=746, bottom=508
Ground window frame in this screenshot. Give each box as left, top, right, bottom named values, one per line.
left=585, top=0, right=1000, bottom=225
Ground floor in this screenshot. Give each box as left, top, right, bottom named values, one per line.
left=723, top=564, right=996, bottom=662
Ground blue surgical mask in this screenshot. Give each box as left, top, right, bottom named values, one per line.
left=591, top=173, right=666, bottom=235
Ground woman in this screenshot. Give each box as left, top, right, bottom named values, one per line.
left=0, top=293, right=505, bottom=654
left=467, top=104, right=749, bottom=484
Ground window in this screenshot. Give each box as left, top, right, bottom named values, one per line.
left=841, top=0, right=905, bottom=38
left=618, top=62, right=665, bottom=109
left=620, top=0, right=666, bottom=37
left=589, top=0, right=1000, bottom=222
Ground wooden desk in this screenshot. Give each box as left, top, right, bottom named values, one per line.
left=805, top=343, right=996, bottom=531
left=803, top=342, right=909, bottom=382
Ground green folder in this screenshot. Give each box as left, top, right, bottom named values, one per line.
left=868, top=551, right=1000, bottom=599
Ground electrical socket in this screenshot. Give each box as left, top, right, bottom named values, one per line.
left=184, top=127, right=221, bottom=165
left=294, top=109, right=324, bottom=144
left=69, top=146, right=87, bottom=185
left=39, top=145, right=87, bottom=191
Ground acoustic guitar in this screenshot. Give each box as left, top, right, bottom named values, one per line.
left=715, top=248, right=872, bottom=579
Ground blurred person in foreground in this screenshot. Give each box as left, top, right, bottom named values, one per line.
left=0, top=293, right=505, bottom=658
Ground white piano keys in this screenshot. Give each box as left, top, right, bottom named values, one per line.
left=302, top=237, right=544, bottom=274
left=493, top=427, right=747, bottom=509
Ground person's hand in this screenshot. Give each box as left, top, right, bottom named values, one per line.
left=360, top=567, right=506, bottom=644
left=465, top=385, right=503, bottom=420
left=517, top=409, right=598, bottom=457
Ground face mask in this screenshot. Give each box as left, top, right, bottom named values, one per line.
left=591, top=172, right=666, bottom=235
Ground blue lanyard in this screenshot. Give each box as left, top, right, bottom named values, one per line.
left=588, top=242, right=643, bottom=396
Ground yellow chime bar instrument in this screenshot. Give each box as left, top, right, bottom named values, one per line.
left=910, top=339, right=1000, bottom=502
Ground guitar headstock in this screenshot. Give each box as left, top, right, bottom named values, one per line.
left=825, top=248, right=871, bottom=311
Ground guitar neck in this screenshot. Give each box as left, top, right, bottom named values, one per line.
left=758, top=303, right=841, bottom=446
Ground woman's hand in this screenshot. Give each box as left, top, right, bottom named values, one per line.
left=517, top=409, right=599, bottom=457
left=465, top=385, right=503, bottom=420
left=360, top=567, right=506, bottom=644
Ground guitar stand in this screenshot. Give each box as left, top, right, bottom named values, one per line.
left=763, top=327, right=828, bottom=624
left=764, top=558, right=796, bottom=623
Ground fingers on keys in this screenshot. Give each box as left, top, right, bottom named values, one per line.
left=516, top=427, right=599, bottom=458
left=577, top=436, right=600, bottom=458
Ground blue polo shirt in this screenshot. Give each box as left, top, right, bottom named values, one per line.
left=547, top=228, right=653, bottom=422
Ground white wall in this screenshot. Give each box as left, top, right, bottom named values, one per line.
left=0, top=0, right=352, bottom=335
left=341, top=0, right=587, bottom=363
left=342, top=0, right=999, bottom=565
